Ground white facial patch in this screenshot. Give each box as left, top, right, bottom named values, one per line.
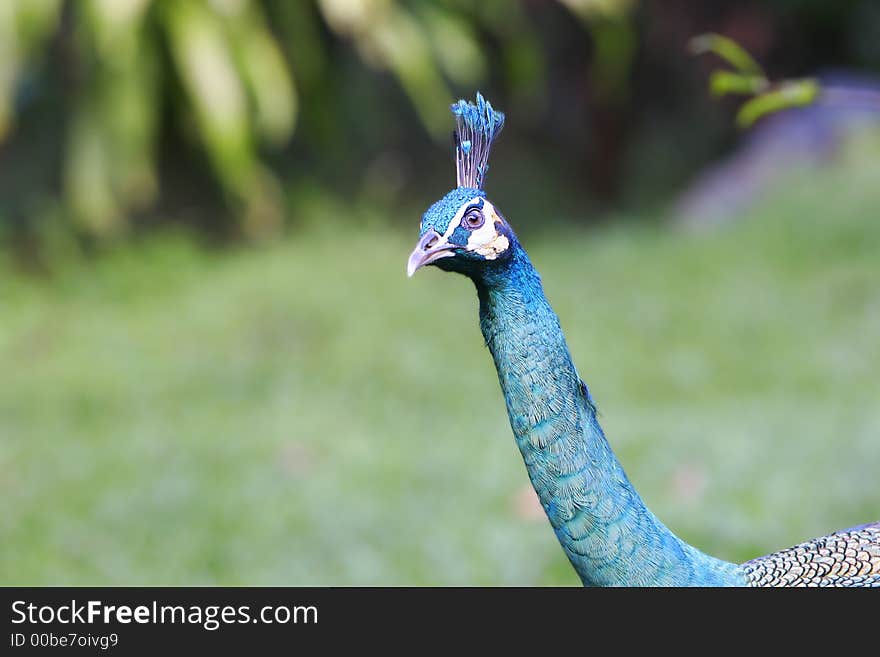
left=423, top=197, right=510, bottom=261
left=466, top=201, right=510, bottom=260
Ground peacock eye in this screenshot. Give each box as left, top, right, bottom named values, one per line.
left=463, top=209, right=484, bottom=230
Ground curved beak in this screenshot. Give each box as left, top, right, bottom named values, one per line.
left=407, top=229, right=456, bottom=277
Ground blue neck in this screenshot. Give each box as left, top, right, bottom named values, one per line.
left=473, top=242, right=745, bottom=586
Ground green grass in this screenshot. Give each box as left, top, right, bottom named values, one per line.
left=2, top=149, right=879, bottom=585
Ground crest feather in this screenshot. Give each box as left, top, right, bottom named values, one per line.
left=451, top=92, right=505, bottom=189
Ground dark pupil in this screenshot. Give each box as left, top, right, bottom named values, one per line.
left=465, top=211, right=483, bottom=229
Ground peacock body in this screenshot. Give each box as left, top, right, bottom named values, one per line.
left=407, top=93, right=880, bottom=587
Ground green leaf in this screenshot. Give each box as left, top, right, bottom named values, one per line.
left=162, top=1, right=254, bottom=195
left=736, top=79, right=821, bottom=128
left=221, top=1, right=298, bottom=147
left=233, top=24, right=298, bottom=146
left=316, top=1, right=452, bottom=139
left=417, top=5, right=486, bottom=86
left=689, top=33, right=765, bottom=77
left=708, top=70, right=768, bottom=97
left=0, top=0, right=63, bottom=141
left=64, top=101, right=122, bottom=236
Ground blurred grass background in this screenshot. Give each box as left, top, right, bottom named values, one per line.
left=1, top=0, right=880, bottom=584
left=3, top=146, right=879, bottom=585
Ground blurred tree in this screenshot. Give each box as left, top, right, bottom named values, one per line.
left=0, top=0, right=299, bottom=241
left=1, top=0, right=879, bottom=254
left=1, top=0, right=638, bottom=247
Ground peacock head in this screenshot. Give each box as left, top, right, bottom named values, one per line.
left=407, top=93, right=513, bottom=278
left=407, top=187, right=515, bottom=277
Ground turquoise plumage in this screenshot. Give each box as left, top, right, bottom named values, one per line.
left=407, top=93, right=880, bottom=587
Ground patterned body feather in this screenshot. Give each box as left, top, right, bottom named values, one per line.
left=743, top=522, right=880, bottom=587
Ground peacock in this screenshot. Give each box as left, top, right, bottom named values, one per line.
left=406, top=93, right=880, bottom=587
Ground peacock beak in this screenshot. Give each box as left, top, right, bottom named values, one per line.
left=407, top=229, right=456, bottom=277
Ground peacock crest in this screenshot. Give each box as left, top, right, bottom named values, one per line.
left=451, top=92, right=505, bottom=190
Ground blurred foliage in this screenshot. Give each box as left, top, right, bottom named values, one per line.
left=690, top=32, right=820, bottom=128
left=1, top=0, right=628, bottom=244
left=1, top=0, right=880, bottom=252
left=690, top=33, right=764, bottom=77
left=1, top=0, right=299, bottom=239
